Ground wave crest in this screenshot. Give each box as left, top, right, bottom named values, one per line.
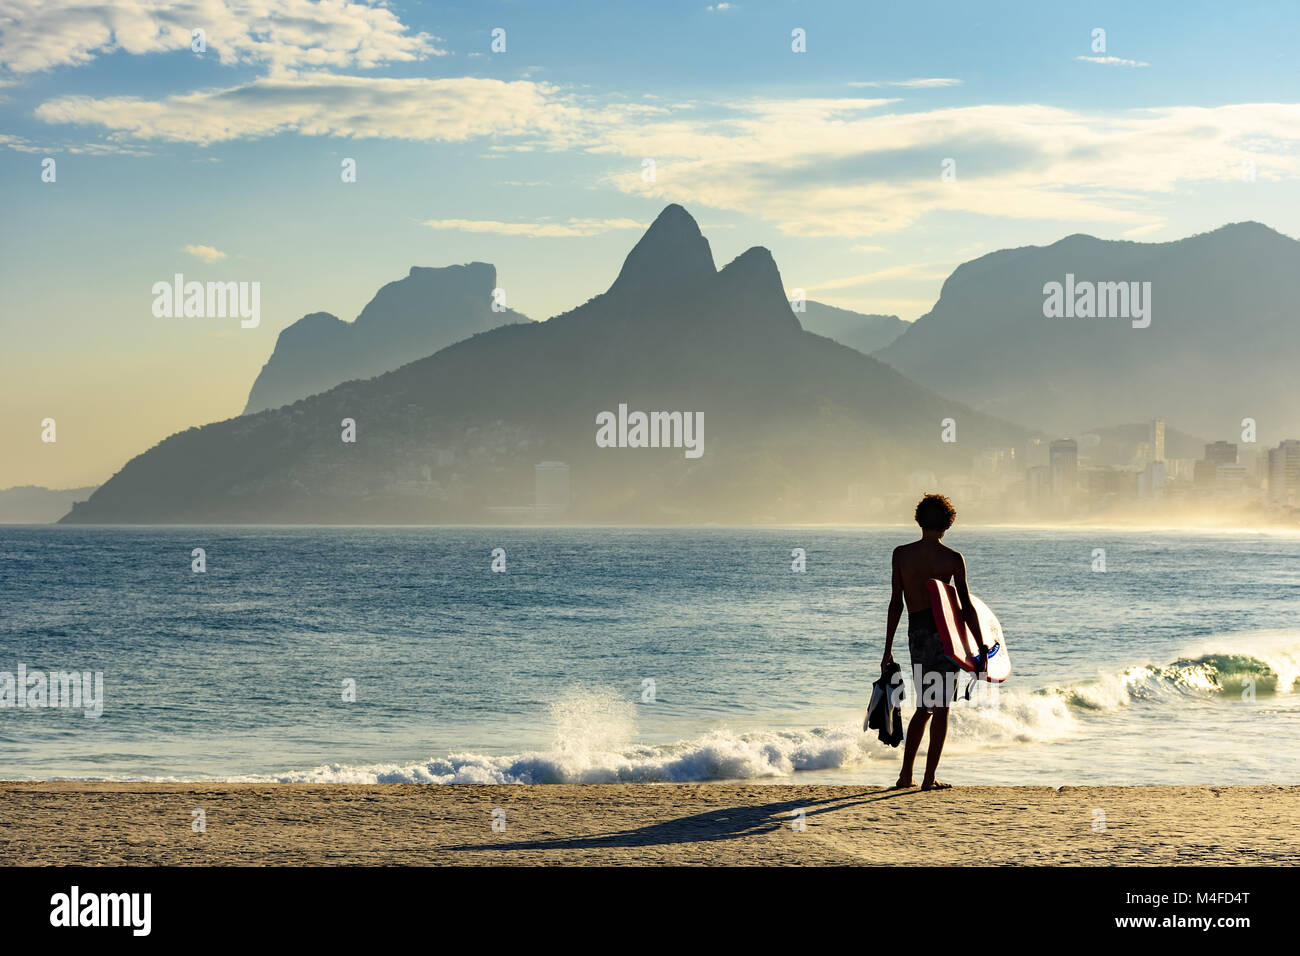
left=237, top=638, right=1300, bottom=785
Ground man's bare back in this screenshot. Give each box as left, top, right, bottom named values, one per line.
left=893, top=538, right=965, bottom=614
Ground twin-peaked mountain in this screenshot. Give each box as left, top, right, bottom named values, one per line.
left=243, top=263, right=528, bottom=414
left=876, top=222, right=1300, bottom=441
left=246, top=250, right=905, bottom=416
left=62, top=205, right=1024, bottom=524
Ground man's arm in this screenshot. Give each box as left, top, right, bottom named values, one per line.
left=952, top=553, right=988, bottom=655
left=882, top=547, right=903, bottom=669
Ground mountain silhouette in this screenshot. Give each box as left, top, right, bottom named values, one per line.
left=62, top=205, right=1025, bottom=524
left=875, top=222, right=1300, bottom=441
left=798, top=301, right=907, bottom=354
left=605, top=202, right=717, bottom=300
left=243, top=262, right=528, bottom=414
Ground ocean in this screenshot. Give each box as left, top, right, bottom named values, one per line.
left=2, top=526, right=1298, bottom=785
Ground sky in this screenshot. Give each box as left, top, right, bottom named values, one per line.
left=3, top=0, right=1300, bottom=488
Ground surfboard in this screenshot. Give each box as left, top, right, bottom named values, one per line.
left=925, top=578, right=1011, bottom=683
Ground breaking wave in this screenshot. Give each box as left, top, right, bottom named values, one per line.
left=178, top=638, right=1300, bottom=785
left=1043, top=639, right=1300, bottom=710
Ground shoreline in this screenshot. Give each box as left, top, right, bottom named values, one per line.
left=3, top=783, right=1297, bottom=866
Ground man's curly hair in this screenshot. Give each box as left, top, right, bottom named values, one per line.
left=914, top=493, right=957, bottom=533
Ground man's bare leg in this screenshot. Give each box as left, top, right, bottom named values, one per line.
left=920, top=706, right=951, bottom=790
left=893, top=709, right=931, bottom=788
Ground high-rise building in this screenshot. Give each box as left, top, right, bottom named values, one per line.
left=1138, top=460, right=1167, bottom=498
left=1084, top=466, right=1129, bottom=499
left=1204, top=441, right=1238, bottom=466
left=1196, top=439, right=1237, bottom=489
left=973, top=447, right=1013, bottom=476
left=1150, top=419, right=1166, bottom=462
left=1239, top=445, right=1262, bottom=480
left=1023, top=439, right=1050, bottom=470
left=1196, top=441, right=1239, bottom=489
left=534, top=461, right=571, bottom=514
left=1026, top=465, right=1051, bottom=508
left=1267, top=440, right=1300, bottom=506
left=1214, top=464, right=1249, bottom=499
left=1049, top=439, right=1078, bottom=500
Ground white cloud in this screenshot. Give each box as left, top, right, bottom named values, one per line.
left=0, top=0, right=440, bottom=74
left=849, top=78, right=962, bottom=88
left=184, top=243, right=228, bottom=262
left=422, top=217, right=645, bottom=238
left=65, top=140, right=153, bottom=155
left=805, top=263, right=954, bottom=292
left=0, top=131, right=151, bottom=154
left=706, top=3, right=737, bottom=11
left=20, top=16, right=1300, bottom=246
left=598, top=99, right=1300, bottom=237
left=1076, top=56, right=1149, bottom=68
left=35, top=74, right=584, bottom=146
left=0, top=132, right=40, bottom=152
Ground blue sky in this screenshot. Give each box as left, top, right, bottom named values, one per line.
left=3, top=0, right=1300, bottom=486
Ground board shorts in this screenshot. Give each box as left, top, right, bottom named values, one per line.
left=908, top=609, right=958, bottom=710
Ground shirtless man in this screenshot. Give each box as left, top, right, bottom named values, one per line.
left=881, top=493, right=987, bottom=791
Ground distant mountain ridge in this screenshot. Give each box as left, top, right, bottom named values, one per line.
left=798, top=301, right=907, bottom=354
left=62, top=205, right=1025, bottom=524
left=243, top=262, right=528, bottom=414
left=0, top=485, right=98, bottom=523
left=875, top=222, right=1300, bottom=441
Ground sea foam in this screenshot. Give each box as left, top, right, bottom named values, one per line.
left=126, top=636, right=1300, bottom=786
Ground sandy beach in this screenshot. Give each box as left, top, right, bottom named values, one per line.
left=2, top=782, right=1297, bottom=866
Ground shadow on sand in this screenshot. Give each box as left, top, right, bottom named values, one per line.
left=449, top=787, right=918, bottom=854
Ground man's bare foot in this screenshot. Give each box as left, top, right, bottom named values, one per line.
left=920, top=779, right=952, bottom=791
left=890, top=778, right=917, bottom=790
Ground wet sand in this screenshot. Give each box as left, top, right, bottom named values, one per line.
left=2, top=782, right=1297, bottom=866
